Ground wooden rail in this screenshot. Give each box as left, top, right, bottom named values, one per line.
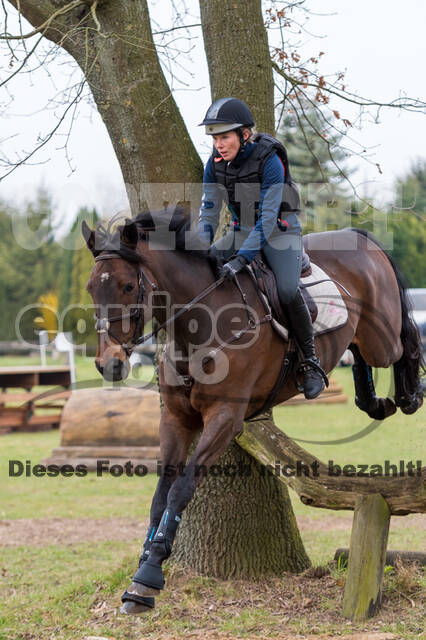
left=0, top=366, right=71, bottom=433
left=236, top=416, right=426, bottom=621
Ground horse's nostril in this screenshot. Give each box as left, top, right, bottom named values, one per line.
left=103, top=357, right=130, bottom=381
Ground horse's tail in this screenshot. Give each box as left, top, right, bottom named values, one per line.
left=350, top=228, right=425, bottom=412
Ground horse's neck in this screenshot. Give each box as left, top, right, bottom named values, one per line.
left=145, top=248, right=215, bottom=349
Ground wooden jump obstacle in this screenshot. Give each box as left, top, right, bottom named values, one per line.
left=236, top=419, right=425, bottom=622
left=282, top=377, right=348, bottom=406
left=43, top=384, right=422, bottom=620
left=43, top=387, right=161, bottom=472
left=0, top=366, right=72, bottom=433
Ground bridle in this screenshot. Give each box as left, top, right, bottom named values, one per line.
left=93, top=249, right=265, bottom=360
left=94, top=252, right=156, bottom=356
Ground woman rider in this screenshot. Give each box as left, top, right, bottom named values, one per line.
left=198, top=97, right=326, bottom=399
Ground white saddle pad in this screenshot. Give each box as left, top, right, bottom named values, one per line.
left=258, top=262, right=349, bottom=342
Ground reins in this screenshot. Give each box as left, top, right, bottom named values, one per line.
left=93, top=248, right=348, bottom=406
left=136, top=276, right=227, bottom=346
left=93, top=249, right=270, bottom=363
left=93, top=250, right=231, bottom=354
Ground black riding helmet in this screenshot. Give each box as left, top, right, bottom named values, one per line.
left=199, top=97, right=255, bottom=135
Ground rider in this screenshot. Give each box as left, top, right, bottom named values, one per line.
left=198, top=97, right=326, bottom=399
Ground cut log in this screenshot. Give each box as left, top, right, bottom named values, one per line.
left=342, top=494, right=391, bottom=621
left=44, top=388, right=161, bottom=471
left=60, top=388, right=160, bottom=447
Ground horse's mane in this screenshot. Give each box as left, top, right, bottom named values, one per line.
left=90, top=207, right=212, bottom=263
left=134, top=207, right=211, bottom=258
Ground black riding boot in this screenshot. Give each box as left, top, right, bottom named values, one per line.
left=283, top=288, right=327, bottom=399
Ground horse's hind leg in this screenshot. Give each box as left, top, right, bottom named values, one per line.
left=349, top=344, right=397, bottom=420
left=394, top=358, right=424, bottom=415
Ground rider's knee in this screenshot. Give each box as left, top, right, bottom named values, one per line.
left=278, top=284, right=298, bottom=306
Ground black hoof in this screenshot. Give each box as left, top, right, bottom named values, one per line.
left=367, top=397, right=397, bottom=420
left=356, top=396, right=397, bottom=421
left=399, top=393, right=423, bottom=415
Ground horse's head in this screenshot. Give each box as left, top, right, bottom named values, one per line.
left=83, top=219, right=149, bottom=382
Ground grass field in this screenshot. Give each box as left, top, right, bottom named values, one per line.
left=0, top=357, right=425, bottom=639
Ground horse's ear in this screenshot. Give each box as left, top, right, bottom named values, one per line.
left=120, top=219, right=138, bottom=249
left=82, top=221, right=96, bottom=254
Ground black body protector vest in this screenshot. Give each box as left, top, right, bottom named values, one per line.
left=212, top=133, right=301, bottom=226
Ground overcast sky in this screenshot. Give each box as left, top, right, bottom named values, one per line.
left=0, top=0, right=425, bottom=231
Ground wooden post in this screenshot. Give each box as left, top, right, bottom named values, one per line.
left=342, top=493, right=391, bottom=621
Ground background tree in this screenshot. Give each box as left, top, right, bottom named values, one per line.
left=349, top=162, right=426, bottom=287
left=0, top=190, right=62, bottom=341
left=278, top=108, right=346, bottom=186
left=277, top=104, right=350, bottom=224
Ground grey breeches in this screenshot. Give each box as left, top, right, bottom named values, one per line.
left=212, top=212, right=303, bottom=306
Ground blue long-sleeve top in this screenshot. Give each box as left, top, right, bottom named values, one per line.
left=198, top=141, right=285, bottom=263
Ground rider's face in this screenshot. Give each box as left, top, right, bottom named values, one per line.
left=212, top=131, right=242, bottom=162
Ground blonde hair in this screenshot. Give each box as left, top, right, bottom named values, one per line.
left=242, top=126, right=257, bottom=143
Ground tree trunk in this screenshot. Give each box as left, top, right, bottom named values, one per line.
left=173, top=438, right=310, bottom=578
left=9, top=0, right=311, bottom=577
left=172, top=0, right=310, bottom=578
left=199, top=0, right=275, bottom=133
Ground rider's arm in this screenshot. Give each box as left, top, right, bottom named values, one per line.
left=198, top=156, right=223, bottom=244
left=237, top=153, right=284, bottom=263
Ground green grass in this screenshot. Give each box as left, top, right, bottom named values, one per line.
left=0, top=358, right=424, bottom=639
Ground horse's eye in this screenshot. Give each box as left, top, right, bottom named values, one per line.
left=123, top=283, right=135, bottom=294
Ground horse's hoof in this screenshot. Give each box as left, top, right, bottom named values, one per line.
left=366, top=397, right=397, bottom=420
left=120, top=600, right=153, bottom=616
left=128, top=581, right=161, bottom=597
left=400, top=393, right=423, bottom=415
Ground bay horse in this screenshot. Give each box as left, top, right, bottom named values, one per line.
left=83, top=210, right=423, bottom=615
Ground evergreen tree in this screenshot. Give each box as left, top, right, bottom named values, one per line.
left=0, top=191, right=63, bottom=341
left=278, top=105, right=349, bottom=223
left=390, top=160, right=426, bottom=287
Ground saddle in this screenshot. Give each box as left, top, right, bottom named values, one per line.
left=249, top=248, right=318, bottom=328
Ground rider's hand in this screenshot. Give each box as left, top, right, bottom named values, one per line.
left=219, top=255, right=248, bottom=281
left=208, top=245, right=226, bottom=271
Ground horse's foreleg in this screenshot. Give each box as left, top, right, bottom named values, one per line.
left=349, top=344, right=396, bottom=420
left=121, top=410, right=197, bottom=615
left=132, top=403, right=244, bottom=596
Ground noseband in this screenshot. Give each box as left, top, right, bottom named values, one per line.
left=94, top=252, right=156, bottom=356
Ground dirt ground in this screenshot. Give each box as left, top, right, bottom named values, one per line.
left=0, top=513, right=424, bottom=546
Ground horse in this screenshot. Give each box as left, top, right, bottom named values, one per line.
left=82, top=209, right=424, bottom=615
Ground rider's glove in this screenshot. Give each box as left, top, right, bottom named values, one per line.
left=219, top=255, right=248, bottom=281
